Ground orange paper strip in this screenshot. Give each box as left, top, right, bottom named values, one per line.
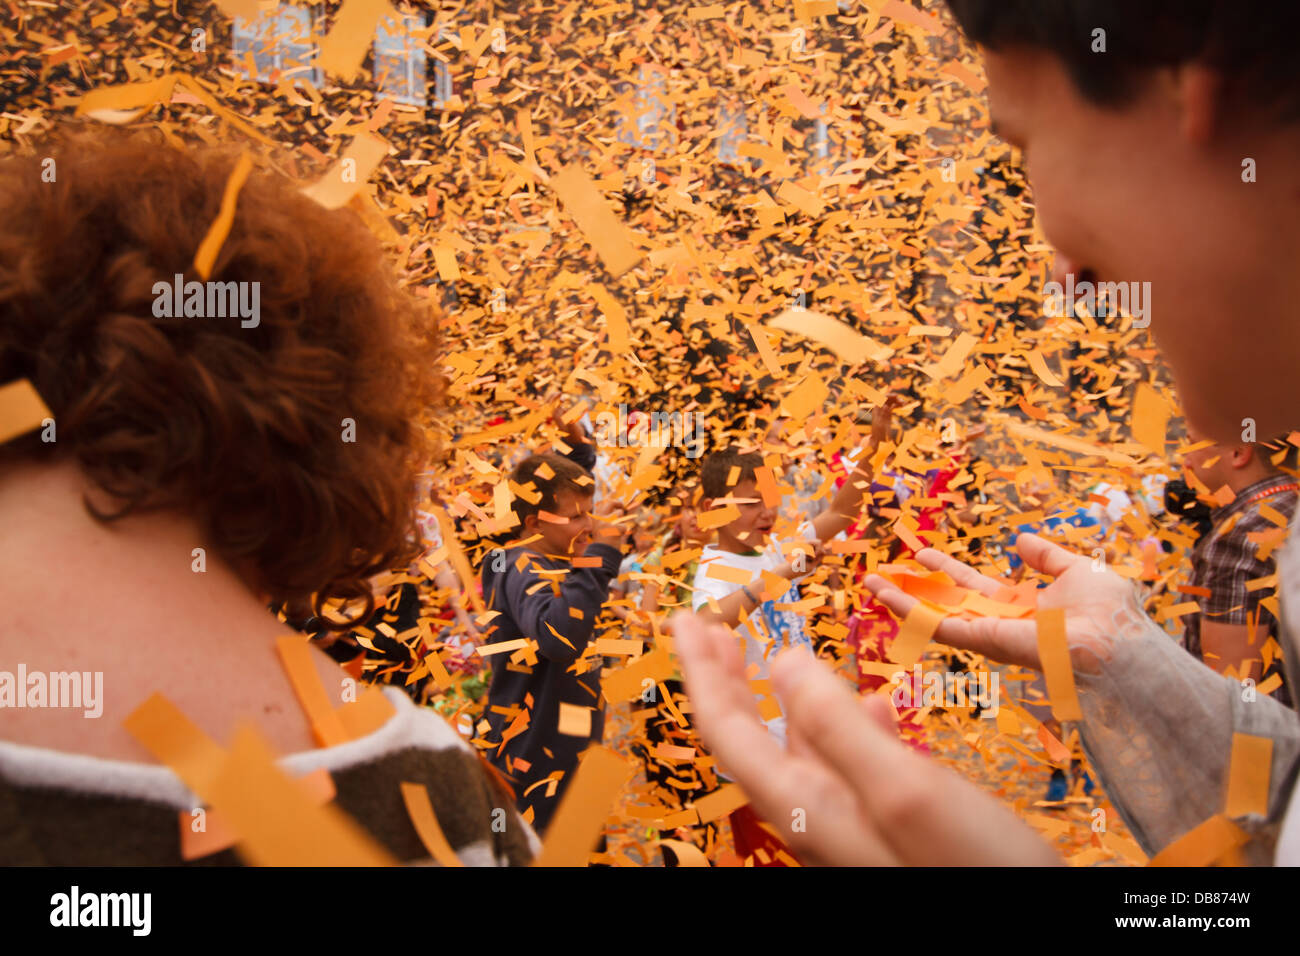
left=1225, top=733, right=1272, bottom=818
left=318, top=0, right=397, bottom=81
left=0, top=379, right=53, bottom=445
left=400, top=781, right=465, bottom=867
left=1035, top=608, right=1082, bottom=722
left=276, top=636, right=350, bottom=747
left=550, top=163, right=641, bottom=277
left=532, top=746, right=634, bottom=867
left=193, top=151, right=253, bottom=280
left=1148, top=814, right=1249, bottom=867
left=887, top=601, right=944, bottom=667
left=693, top=782, right=749, bottom=823
left=301, top=133, right=390, bottom=211
left=206, top=724, right=393, bottom=866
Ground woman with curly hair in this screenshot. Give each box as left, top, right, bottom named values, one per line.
left=0, top=131, right=535, bottom=866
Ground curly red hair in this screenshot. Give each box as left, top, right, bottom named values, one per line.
left=0, top=129, right=442, bottom=627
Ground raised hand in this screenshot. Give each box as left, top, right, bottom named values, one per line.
left=591, top=495, right=632, bottom=548
left=673, top=612, right=1062, bottom=866
left=869, top=393, right=902, bottom=450
left=863, top=532, right=1146, bottom=674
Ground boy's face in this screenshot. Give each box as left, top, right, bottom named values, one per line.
left=527, top=489, right=594, bottom=557
left=706, top=478, right=776, bottom=552
left=980, top=46, right=1300, bottom=443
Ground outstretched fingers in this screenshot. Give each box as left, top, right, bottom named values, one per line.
left=861, top=574, right=1041, bottom=668
left=675, top=616, right=897, bottom=865
left=913, top=547, right=1004, bottom=597
left=772, top=646, right=1058, bottom=866
left=1015, top=532, right=1087, bottom=578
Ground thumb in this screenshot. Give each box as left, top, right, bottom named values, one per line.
left=1014, top=532, right=1085, bottom=578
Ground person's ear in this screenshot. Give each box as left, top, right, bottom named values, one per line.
left=1233, top=445, right=1255, bottom=469
left=1177, top=64, right=1222, bottom=146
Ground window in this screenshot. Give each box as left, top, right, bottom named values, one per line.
left=617, top=64, right=675, bottom=152
left=716, top=99, right=747, bottom=165
left=374, top=10, right=428, bottom=107
left=804, top=107, right=838, bottom=173
left=432, top=60, right=453, bottom=108
left=232, top=4, right=322, bottom=86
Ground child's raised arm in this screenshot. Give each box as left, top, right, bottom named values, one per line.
left=502, top=544, right=624, bottom=663
left=811, top=396, right=896, bottom=543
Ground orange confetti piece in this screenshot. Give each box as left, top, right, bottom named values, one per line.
left=1224, top=733, right=1272, bottom=818
left=532, top=746, right=634, bottom=867
left=768, top=308, right=892, bottom=365
left=550, top=163, right=641, bottom=277
left=1131, top=382, right=1169, bottom=456
left=558, top=702, right=593, bottom=737
left=336, top=686, right=396, bottom=739
left=704, top=562, right=755, bottom=586
left=1148, top=814, right=1249, bottom=867
left=301, top=133, right=390, bottom=211
left=207, top=724, right=394, bottom=866
left=882, top=0, right=946, bottom=34
left=1035, top=608, right=1082, bottom=722
left=693, top=782, right=750, bottom=823
left=589, top=283, right=631, bottom=352
left=434, top=245, right=461, bottom=282
left=0, top=379, right=52, bottom=445
left=276, top=635, right=350, bottom=747
left=696, top=503, right=741, bottom=530
left=400, top=781, right=466, bottom=867
left=780, top=372, right=828, bottom=420
left=602, top=648, right=674, bottom=704
left=888, top=601, right=944, bottom=667
left=193, top=151, right=253, bottom=281
left=123, top=692, right=228, bottom=796
left=318, top=0, right=397, bottom=81
left=180, top=768, right=335, bottom=861
left=1025, top=349, right=1064, bottom=389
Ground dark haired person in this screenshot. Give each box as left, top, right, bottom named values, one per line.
left=0, top=133, right=535, bottom=865
left=677, top=0, right=1300, bottom=866
left=479, top=450, right=630, bottom=834
left=1181, top=432, right=1296, bottom=706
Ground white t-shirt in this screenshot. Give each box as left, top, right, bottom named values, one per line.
left=691, top=537, right=814, bottom=746
left=1272, top=513, right=1300, bottom=864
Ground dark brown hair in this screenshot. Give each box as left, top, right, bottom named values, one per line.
left=0, top=129, right=441, bottom=628
left=699, top=446, right=763, bottom=500
left=946, top=0, right=1300, bottom=120
left=509, top=452, right=593, bottom=526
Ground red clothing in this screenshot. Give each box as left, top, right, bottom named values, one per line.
left=729, top=805, right=799, bottom=866
left=832, top=456, right=966, bottom=754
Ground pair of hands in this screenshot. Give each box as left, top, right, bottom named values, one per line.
left=675, top=531, right=1140, bottom=866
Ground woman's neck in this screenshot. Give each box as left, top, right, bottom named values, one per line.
left=0, top=460, right=326, bottom=760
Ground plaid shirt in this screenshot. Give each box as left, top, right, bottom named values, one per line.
left=1185, top=475, right=1297, bottom=706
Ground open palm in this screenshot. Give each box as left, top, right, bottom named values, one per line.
left=864, top=532, right=1143, bottom=675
